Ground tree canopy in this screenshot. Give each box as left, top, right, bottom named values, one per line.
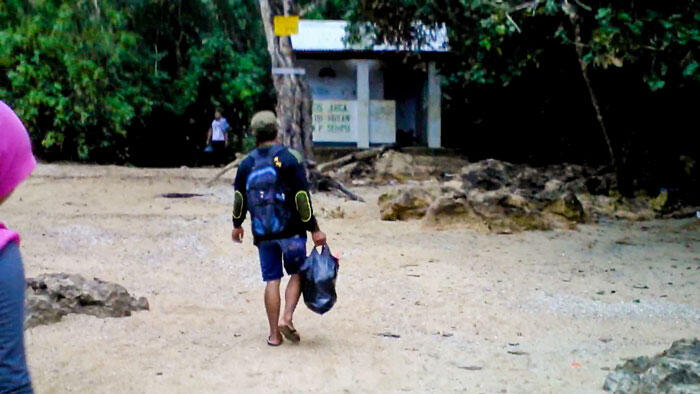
left=344, top=1, right=699, bottom=89
left=1, top=0, right=698, bottom=197
left=342, top=0, right=699, bottom=194
left=1, top=0, right=272, bottom=164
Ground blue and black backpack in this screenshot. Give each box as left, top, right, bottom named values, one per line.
left=246, top=145, right=291, bottom=237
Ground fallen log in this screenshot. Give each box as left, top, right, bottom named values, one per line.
left=315, top=172, right=365, bottom=202
left=317, top=146, right=389, bottom=173
left=207, top=152, right=367, bottom=202
left=307, top=164, right=365, bottom=202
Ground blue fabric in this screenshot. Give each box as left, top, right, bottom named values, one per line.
left=0, top=242, right=32, bottom=393
left=246, top=145, right=291, bottom=238
left=257, top=236, right=307, bottom=282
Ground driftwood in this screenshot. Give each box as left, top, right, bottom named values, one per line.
left=317, top=147, right=389, bottom=173
left=206, top=155, right=244, bottom=186
left=315, top=172, right=365, bottom=202
left=309, top=147, right=394, bottom=201
left=206, top=155, right=365, bottom=202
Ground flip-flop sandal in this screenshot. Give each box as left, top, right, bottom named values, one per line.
left=267, top=336, right=283, bottom=347
left=279, top=325, right=300, bottom=343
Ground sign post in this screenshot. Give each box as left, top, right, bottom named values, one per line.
left=274, top=15, right=299, bottom=36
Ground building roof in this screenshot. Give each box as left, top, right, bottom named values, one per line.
left=291, top=20, right=448, bottom=53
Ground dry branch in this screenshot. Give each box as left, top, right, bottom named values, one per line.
left=314, top=171, right=366, bottom=202
left=206, top=155, right=244, bottom=186
left=317, top=147, right=389, bottom=173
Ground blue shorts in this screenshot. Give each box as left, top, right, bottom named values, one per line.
left=257, top=236, right=307, bottom=282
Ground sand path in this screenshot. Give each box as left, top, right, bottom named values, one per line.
left=2, top=164, right=698, bottom=393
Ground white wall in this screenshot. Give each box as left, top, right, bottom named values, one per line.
left=312, top=100, right=358, bottom=144
left=297, top=59, right=356, bottom=100
left=299, top=57, right=443, bottom=147
left=311, top=100, right=396, bottom=145
left=298, top=59, right=385, bottom=101
left=300, top=58, right=419, bottom=147
left=370, top=101, right=396, bottom=144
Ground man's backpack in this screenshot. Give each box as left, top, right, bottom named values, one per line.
left=245, top=145, right=291, bottom=237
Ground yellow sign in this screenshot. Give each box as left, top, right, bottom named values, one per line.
left=274, top=15, right=299, bottom=36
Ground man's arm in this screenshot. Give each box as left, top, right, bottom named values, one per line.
left=231, top=159, right=250, bottom=243
left=223, top=119, right=230, bottom=147
left=206, top=127, right=212, bottom=145
left=286, top=151, right=326, bottom=246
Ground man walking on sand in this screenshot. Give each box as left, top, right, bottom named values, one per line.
left=231, top=111, right=326, bottom=346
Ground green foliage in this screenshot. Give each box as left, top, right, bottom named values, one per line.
left=298, top=0, right=352, bottom=19
left=345, top=1, right=700, bottom=90
left=3, top=0, right=697, bottom=168
left=341, top=1, right=699, bottom=198
left=0, top=0, right=152, bottom=159
left=0, top=0, right=271, bottom=162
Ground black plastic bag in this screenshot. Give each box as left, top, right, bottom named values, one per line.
left=300, top=245, right=339, bottom=315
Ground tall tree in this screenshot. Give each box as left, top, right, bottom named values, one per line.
left=346, top=0, right=700, bottom=192
left=0, top=0, right=271, bottom=163
left=257, top=0, right=366, bottom=201
left=258, top=0, right=314, bottom=161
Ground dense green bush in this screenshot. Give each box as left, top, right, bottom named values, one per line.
left=2, top=0, right=698, bottom=199
left=343, top=0, right=700, bottom=197
left=0, top=0, right=272, bottom=163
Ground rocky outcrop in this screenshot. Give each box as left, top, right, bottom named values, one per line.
left=423, top=190, right=480, bottom=228
left=318, top=149, right=691, bottom=231
left=377, top=156, right=684, bottom=232
left=544, top=191, right=586, bottom=223
left=335, top=161, right=375, bottom=185
left=329, top=150, right=435, bottom=185
left=25, top=273, right=149, bottom=328
left=379, top=158, right=594, bottom=232
left=374, top=150, right=432, bottom=183
left=603, top=338, right=700, bottom=393
left=378, top=186, right=442, bottom=221
left=461, top=159, right=519, bottom=191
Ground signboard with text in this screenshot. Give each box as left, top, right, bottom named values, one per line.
left=312, top=100, right=358, bottom=144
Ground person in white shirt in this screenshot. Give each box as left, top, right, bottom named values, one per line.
left=206, top=108, right=230, bottom=165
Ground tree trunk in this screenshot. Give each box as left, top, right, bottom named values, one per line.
left=258, top=0, right=314, bottom=162
left=257, top=0, right=364, bottom=202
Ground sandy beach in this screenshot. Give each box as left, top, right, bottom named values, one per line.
left=2, top=164, right=698, bottom=393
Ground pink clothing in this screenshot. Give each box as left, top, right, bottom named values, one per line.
left=0, top=101, right=36, bottom=249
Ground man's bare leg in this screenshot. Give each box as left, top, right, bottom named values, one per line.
left=264, top=279, right=282, bottom=345
left=280, top=274, right=302, bottom=329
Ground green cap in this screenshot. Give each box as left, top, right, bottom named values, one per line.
left=250, top=111, right=277, bottom=135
